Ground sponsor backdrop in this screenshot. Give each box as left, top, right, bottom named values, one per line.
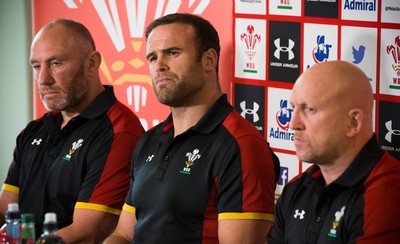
left=33, top=1, right=400, bottom=199
left=32, top=0, right=233, bottom=131
left=233, top=0, right=400, bottom=199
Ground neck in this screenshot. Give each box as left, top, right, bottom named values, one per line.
left=319, top=151, right=356, bottom=185
left=171, top=93, right=222, bottom=137
left=60, top=83, right=105, bottom=129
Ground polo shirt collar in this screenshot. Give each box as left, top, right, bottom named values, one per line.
left=334, top=135, right=383, bottom=187
left=79, top=85, right=117, bottom=119
left=161, top=94, right=233, bottom=135
left=307, top=135, right=383, bottom=189
left=43, top=85, right=116, bottom=134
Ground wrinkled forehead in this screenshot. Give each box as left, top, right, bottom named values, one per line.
left=146, top=23, right=197, bottom=53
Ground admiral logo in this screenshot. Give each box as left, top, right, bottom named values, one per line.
left=352, top=45, right=366, bottom=64
left=278, top=166, right=289, bottom=186
left=276, top=100, right=292, bottom=130
left=240, top=25, right=261, bottom=73
left=344, top=0, right=376, bottom=11
left=313, top=35, right=332, bottom=63
left=386, top=36, right=400, bottom=90
left=269, top=99, right=294, bottom=141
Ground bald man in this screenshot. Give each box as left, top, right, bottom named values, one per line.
left=267, top=60, right=400, bottom=243
left=0, top=19, right=144, bottom=243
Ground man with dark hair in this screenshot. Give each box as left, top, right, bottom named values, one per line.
left=105, top=13, right=279, bottom=244
left=0, top=18, right=144, bottom=243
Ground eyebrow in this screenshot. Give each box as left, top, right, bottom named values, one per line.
left=29, top=56, right=60, bottom=65
left=146, top=47, right=183, bottom=60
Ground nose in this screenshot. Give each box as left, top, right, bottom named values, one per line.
left=36, top=65, right=54, bottom=86
left=153, top=55, right=169, bottom=73
left=289, top=108, right=303, bottom=131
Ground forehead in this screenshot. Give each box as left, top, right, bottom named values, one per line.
left=146, top=23, right=196, bottom=50
left=290, top=74, right=332, bottom=106
left=31, top=26, right=77, bottom=56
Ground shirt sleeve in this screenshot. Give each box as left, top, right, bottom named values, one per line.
left=76, top=105, right=143, bottom=214
left=217, top=133, right=276, bottom=221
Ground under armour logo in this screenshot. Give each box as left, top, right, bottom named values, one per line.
left=274, top=38, right=295, bottom=60
left=294, top=209, right=305, bottom=219
left=146, top=155, right=154, bottom=162
left=385, top=120, right=400, bottom=143
left=31, top=139, right=42, bottom=145
left=240, top=101, right=260, bottom=122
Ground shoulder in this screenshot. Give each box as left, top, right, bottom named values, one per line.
left=367, top=152, right=400, bottom=185
left=106, top=100, right=144, bottom=136
left=222, top=109, right=263, bottom=139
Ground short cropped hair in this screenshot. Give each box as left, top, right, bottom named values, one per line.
left=43, top=18, right=96, bottom=54
left=145, top=13, right=220, bottom=75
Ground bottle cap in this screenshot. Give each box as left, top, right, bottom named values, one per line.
left=44, top=212, right=57, bottom=224
left=21, top=213, right=35, bottom=223
left=7, top=203, right=19, bottom=212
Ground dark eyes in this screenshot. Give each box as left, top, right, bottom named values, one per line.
left=291, top=105, right=316, bottom=114
left=31, top=61, right=62, bottom=70
left=147, top=50, right=180, bottom=63
left=167, top=51, right=178, bottom=56
left=50, top=61, right=62, bottom=67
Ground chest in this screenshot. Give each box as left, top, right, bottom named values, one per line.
left=18, top=119, right=113, bottom=194
left=130, top=129, right=239, bottom=212
left=283, top=183, right=365, bottom=243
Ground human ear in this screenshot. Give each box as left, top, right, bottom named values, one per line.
left=203, top=48, right=217, bottom=72
left=346, top=109, right=363, bottom=137
left=87, top=51, right=101, bottom=74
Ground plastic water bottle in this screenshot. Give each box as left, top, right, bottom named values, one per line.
left=35, top=213, right=65, bottom=244
left=21, top=214, right=35, bottom=244
left=5, top=203, right=21, bottom=244
left=0, top=221, right=7, bottom=243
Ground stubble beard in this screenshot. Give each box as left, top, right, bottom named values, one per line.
left=41, top=67, right=89, bottom=112
left=154, top=63, right=203, bottom=107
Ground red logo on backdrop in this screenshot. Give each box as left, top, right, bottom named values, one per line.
left=386, top=35, right=400, bottom=89
left=32, top=0, right=231, bottom=130
left=240, top=24, right=261, bottom=72
left=240, top=25, right=261, bottom=61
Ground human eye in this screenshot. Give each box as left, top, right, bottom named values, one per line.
left=304, top=106, right=316, bottom=114
left=50, top=60, right=62, bottom=67
left=31, top=63, right=40, bottom=70
left=146, top=53, right=156, bottom=63
left=166, top=49, right=180, bottom=57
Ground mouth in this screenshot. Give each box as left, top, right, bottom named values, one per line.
left=293, top=135, right=304, bottom=145
left=41, top=89, right=59, bottom=99
left=155, top=76, right=172, bottom=86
